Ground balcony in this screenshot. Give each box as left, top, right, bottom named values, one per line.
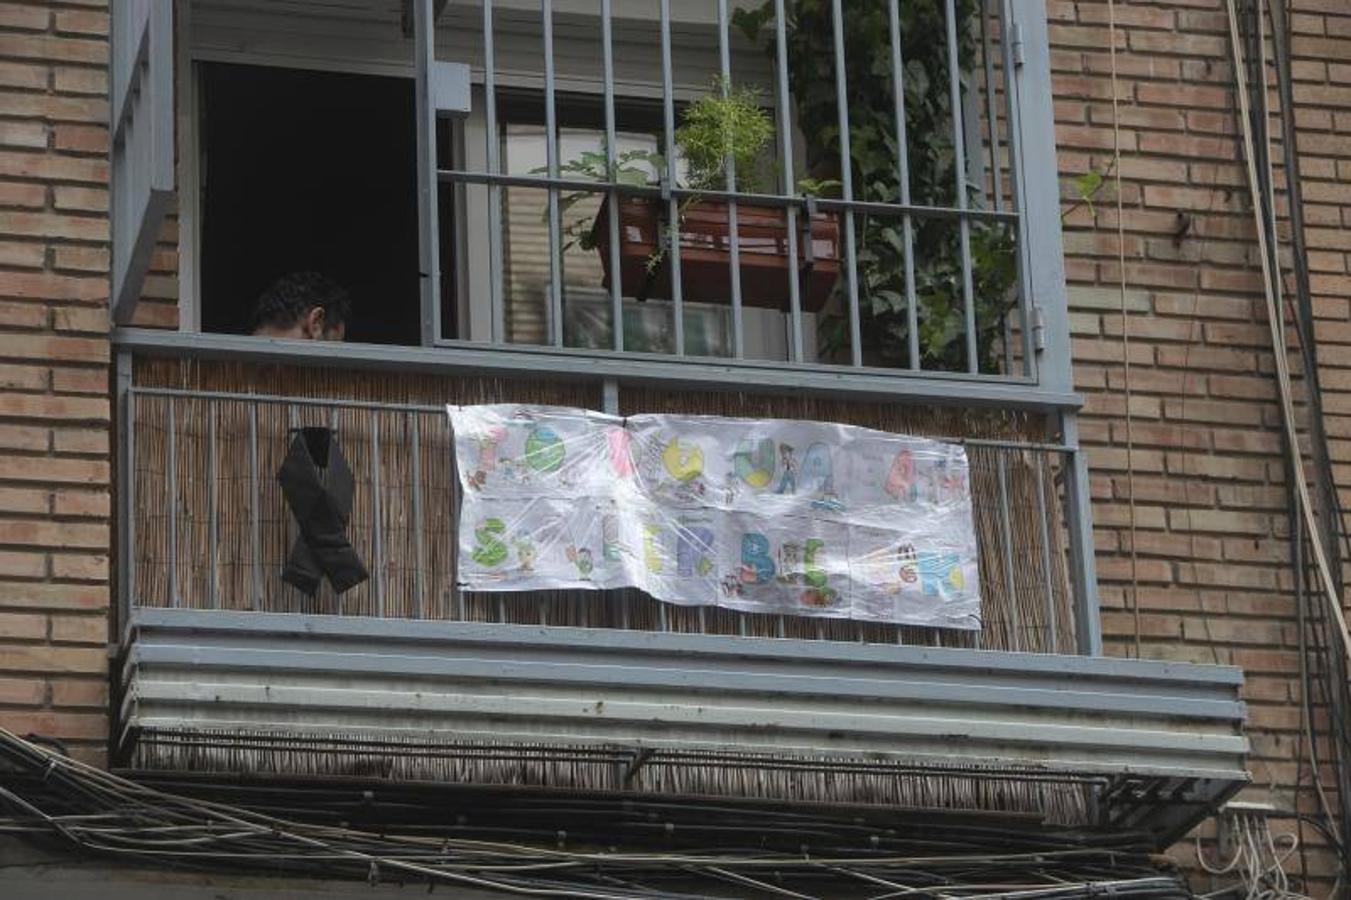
left=110, top=0, right=1247, bottom=852
left=113, top=346, right=1246, bottom=847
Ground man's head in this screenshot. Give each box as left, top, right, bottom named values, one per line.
left=250, top=272, right=350, bottom=341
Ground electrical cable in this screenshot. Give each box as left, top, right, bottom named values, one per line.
left=1240, top=1, right=1351, bottom=887
left=0, top=728, right=1196, bottom=900
left=1226, top=2, right=1351, bottom=891
left=1104, top=0, right=1141, bottom=659
left=1221, top=0, right=1351, bottom=696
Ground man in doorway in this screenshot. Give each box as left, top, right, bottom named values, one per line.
left=250, top=271, right=350, bottom=341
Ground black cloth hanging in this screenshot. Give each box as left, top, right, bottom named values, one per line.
left=276, top=426, right=369, bottom=596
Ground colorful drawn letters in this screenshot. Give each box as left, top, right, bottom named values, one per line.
left=450, top=405, right=981, bottom=629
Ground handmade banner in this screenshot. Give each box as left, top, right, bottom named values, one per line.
left=448, top=404, right=982, bottom=629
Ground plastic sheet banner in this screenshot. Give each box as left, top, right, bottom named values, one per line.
left=448, top=405, right=982, bottom=629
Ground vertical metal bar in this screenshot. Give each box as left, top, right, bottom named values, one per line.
left=1034, top=451, right=1058, bottom=652
left=995, top=453, right=1020, bottom=651
left=979, top=0, right=1002, bottom=215
left=773, top=0, right=803, bottom=363
left=116, top=354, right=135, bottom=634
left=601, top=0, right=623, bottom=353
left=602, top=378, right=619, bottom=416
left=659, top=0, right=685, bottom=356
left=248, top=403, right=261, bottom=611
left=414, top=0, right=441, bottom=346
left=887, top=0, right=920, bottom=371
left=1062, top=413, right=1103, bottom=655
left=206, top=403, right=218, bottom=610
left=411, top=413, right=426, bottom=619
left=332, top=406, right=341, bottom=612
left=944, top=0, right=977, bottom=373
left=484, top=0, right=505, bottom=344
left=999, top=0, right=1034, bottom=379
left=542, top=0, right=564, bottom=347
left=371, top=415, right=384, bottom=617
left=165, top=397, right=177, bottom=608
left=287, top=405, right=298, bottom=609
left=830, top=0, right=862, bottom=367
left=717, top=0, right=744, bottom=359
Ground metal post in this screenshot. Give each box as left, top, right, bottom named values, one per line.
left=601, top=0, right=623, bottom=353
left=165, top=397, right=177, bottom=608
left=774, top=0, right=803, bottom=363
left=542, top=0, right=564, bottom=347
left=411, top=413, right=426, bottom=619
left=830, top=0, right=862, bottom=367
left=414, top=0, right=441, bottom=346
left=888, top=0, right=921, bottom=371
left=999, top=0, right=1034, bottom=379
left=1008, top=0, right=1070, bottom=395
left=659, top=0, right=685, bottom=356
left=115, top=353, right=135, bottom=636
left=484, top=0, right=505, bottom=344
left=206, top=402, right=218, bottom=610
left=995, top=453, right=1020, bottom=651
left=944, top=0, right=978, bottom=374
left=1062, top=413, right=1103, bottom=655
left=980, top=0, right=1002, bottom=215
left=717, top=0, right=744, bottom=359
left=1034, top=451, right=1059, bottom=651
left=371, top=415, right=384, bottom=617
left=248, top=403, right=261, bottom=611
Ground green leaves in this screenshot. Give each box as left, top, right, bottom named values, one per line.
left=675, top=78, right=775, bottom=192
left=738, top=0, right=1016, bottom=372
left=1071, top=169, right=1105, bottom=217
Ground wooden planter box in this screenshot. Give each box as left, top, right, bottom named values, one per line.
left=590, top=195, right=840, bottom=312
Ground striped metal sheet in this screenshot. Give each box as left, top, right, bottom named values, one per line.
left=118, top=608, right=1247, bottom=844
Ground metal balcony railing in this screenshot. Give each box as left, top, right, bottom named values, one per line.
left=111, top=0, right=1097, bottom=651
left=405, top=0, right=1070, bottom=396
left=122, top=379, right=1090, bottom=654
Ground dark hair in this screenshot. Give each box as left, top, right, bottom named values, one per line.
left=251, top=272, right=350, bottom=333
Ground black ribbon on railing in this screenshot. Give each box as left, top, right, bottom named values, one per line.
left=276, top=426, right=369, bottom=596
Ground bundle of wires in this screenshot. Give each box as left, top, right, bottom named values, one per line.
left=1196, top=808, right=1311, bottom=900
left=0, top=728, right=1195, bottom=899
left=1229, top=0, right=1351, bottom=887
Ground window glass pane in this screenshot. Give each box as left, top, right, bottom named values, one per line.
left=501, top=122, right=739, bottom=356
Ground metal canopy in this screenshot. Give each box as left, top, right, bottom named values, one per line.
left=119, top=608, right=1248, bottom=847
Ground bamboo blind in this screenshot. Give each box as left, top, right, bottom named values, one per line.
left=131, top=358, right=1077, bottom=653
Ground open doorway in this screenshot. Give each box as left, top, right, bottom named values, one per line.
left=198, top=62, right=435, bottom=345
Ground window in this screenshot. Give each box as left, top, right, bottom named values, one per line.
left=481, top=94, right=812, bottom=362
left=197, top=62, right=444, bottom=346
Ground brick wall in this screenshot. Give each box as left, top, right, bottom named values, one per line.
left=0, top=0, right=1347, bottom=884
left=1052, top=0, right=1351, bottom=886
left=0, top=0, right=112, bottom=765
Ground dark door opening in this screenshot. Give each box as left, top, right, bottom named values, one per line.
left=198, top=62, right=424, bottom=345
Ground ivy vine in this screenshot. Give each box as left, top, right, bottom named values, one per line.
left=735, top=0, right=1018, bottom=372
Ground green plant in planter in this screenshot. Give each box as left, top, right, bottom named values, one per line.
left=550, top=81, right=781, bottom=273
left=551, top=147, right=665, bottom=254
left=676, top=79, right=776, bottom=191
left=735, top=0, right=1019, bottom=372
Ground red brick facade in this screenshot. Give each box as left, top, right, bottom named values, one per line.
left=1055, top=0, right=1351, bottom=883
left=0, top=0, right=111, bottom=766
left=0, top=0, right=1346, bottom=882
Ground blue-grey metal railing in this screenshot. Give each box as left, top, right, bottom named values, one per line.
left=418, top=0, right=1057, bottom=388
left=120, top=381, right=1086, bottom=656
